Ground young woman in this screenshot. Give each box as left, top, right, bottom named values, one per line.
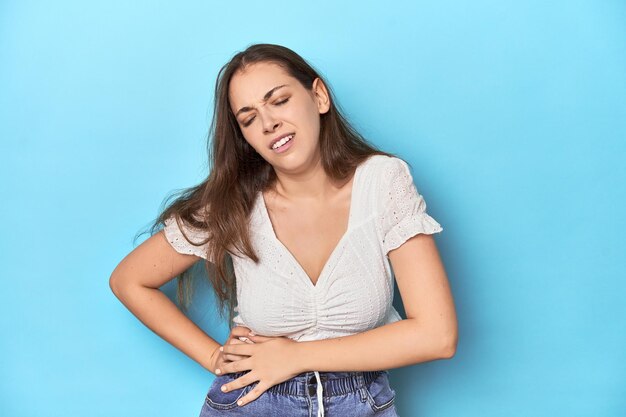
left=110, top=43, right=457, bottom=417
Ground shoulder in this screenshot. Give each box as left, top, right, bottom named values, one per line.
left=361, top=154, right=411, bottom=186
left=355, top=155, right=411, bottom=213
left=362, top=154, right=407, bottom=171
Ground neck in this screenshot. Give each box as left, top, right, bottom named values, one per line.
left=272, top=158, right=339, bottom=202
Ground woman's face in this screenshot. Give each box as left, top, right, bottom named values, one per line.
left=228, top=61, right=330, bottom=170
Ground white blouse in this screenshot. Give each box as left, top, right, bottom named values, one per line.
left=163, top=155, right=443, bottom=342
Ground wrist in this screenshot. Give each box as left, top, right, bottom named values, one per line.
left=206, top=344, right=221, bottom=374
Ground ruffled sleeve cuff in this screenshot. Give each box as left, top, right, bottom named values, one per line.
left=379, top=157, right=443, bottom=255
left=163, top=215, right=212, bottom=261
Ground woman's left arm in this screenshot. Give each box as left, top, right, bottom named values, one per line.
left=295, top=233, right=457, bottom=372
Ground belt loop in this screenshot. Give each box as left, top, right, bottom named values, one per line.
left=355, top=371, right=365, bottom=387
left=355, top=371, right=368, bottom=402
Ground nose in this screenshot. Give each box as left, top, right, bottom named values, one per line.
left=261, top=110, right=281, bottom=133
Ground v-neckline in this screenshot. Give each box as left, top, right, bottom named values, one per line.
left=258, top=161, right=365, bottom=290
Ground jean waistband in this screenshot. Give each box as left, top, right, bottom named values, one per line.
left=226, top=369, right=385, bottom=397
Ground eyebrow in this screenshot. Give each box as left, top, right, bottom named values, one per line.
left=235, top=84, right=289, bottom=118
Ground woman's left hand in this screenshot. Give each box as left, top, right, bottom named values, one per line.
left=216, top=333, right=302, bottom=407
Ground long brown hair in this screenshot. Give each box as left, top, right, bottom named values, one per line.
left=142, top=43, right=396, bottom=328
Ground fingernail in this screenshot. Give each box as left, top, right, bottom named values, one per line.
left=215, top=369, right=221, bottom=374
left=221, top=385, right=227, bottom=392
left=219, top=346, right=223, bottom=351
left=237, top=400, right=243, bottom=406
left=248, top=331, right=256, bottom=336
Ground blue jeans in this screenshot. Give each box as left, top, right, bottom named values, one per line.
left=199, top=369, right=400, bottom=417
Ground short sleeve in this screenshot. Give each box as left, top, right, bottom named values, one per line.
left=379, top=157, right=443, bottom=255
left=162, top=214, right=213, bottom=261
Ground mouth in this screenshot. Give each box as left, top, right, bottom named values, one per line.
left=269, top=133, right=295, bottom=150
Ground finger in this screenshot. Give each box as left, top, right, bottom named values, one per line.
left=225, top=328, right=253, bottom=347
left=219, top=372, right=258, bottom=393
left=228, top=337, right=254, bottom=345
left=228, top=326, right=252, bottom=338
left=246, top=333, right=282, bottom=343
left=222, top=338, right=251, bottom=361
left=221, top=343, right=254, bottom=357
left=217, top=356, right=252, bottom=375
left=217, top=353, right=247, bottom=369
left=237, top=381, right=271, bottom=407
left=224, top=353, right=250, bottom=361
left=223, top=352, right=249, bottom=362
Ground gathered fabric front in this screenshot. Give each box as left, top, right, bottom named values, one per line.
left=163, top=155, right=443, bottom=342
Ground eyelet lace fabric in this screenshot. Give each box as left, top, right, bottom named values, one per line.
left=379, top=157, right=443, bottom=255
left=163, top=214, right=213, bottom=261
left=161, top=155, right=443, bottom=342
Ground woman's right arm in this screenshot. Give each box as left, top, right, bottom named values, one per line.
left=108, top=229, right=222, bottom=374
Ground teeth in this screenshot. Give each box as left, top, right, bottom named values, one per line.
left=272, top=135, right=293, bottom=150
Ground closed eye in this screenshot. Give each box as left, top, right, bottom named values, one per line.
left=242, top=98, right=290, bottom=127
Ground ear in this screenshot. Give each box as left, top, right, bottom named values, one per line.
left=312, top=77, right=331, bottom=114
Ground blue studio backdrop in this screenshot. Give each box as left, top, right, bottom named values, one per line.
left=1, top=1, right=624, bottom=416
